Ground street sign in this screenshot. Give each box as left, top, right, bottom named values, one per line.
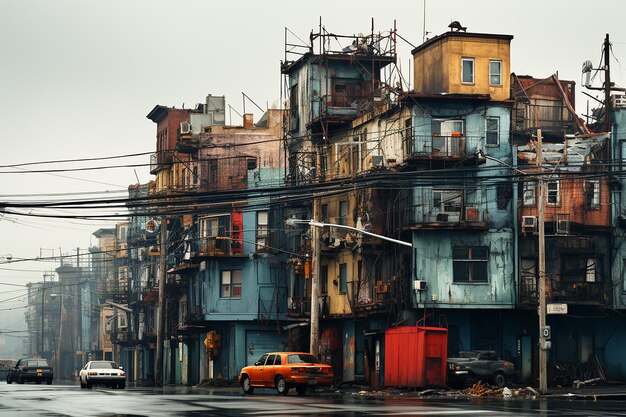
left=547, top=303, right=568, bottom=315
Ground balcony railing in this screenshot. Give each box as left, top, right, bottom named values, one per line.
left=286, top=296, right=310, bottom=316
left=518, top=277, right=609, bottom=306
left=405, top=203, right=489, bottom=229
left=405, top=135, right=483, bottom=159
left=149, top=151, right=174, bottom=174
left=197, top=236, right=242, bottom=256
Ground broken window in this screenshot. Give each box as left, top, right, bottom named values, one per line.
left=522, top=181, right=536, bottom=206
left=585, top=179, right=600, bottom=209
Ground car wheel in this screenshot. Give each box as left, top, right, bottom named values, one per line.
left=241, top=375, right=254, bottom=394
left=86, top=381, right=93, bottom=389
left=119, top=381, right=125, bottom=389
left=46, top=379, right=52, bottom=385
left=275, top=376, right=289, bottom=395
left=17, top=377, right=24, bottom=384
left=494, top=372, right=506, bottom=388
left=7, top=378, right=12, bottom=384
left=80, top=380, right=86, bottom=389
left=296, top=386, right=307, bottom=396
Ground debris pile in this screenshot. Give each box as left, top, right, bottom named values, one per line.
left=463, top=381, right=540, bottom=398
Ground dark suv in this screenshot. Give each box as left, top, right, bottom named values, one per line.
left=7, top=358, right=53, bottom=384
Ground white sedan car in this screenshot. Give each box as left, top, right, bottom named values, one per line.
left=79, top=361, right=126, bottom=389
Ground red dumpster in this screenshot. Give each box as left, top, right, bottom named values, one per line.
left=384, top=325, right=448, bottom=387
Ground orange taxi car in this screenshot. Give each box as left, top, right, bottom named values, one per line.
left=238, top=352, right=334, bottom=395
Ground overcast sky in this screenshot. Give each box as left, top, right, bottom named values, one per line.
left=0, top=0, right=624, bottom=352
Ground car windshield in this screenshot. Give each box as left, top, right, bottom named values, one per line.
left=287, top=354, right=319, bottom=364
left=457, top=351, right=481, bottom=359
left=26, top=360, right=48, bottom=367
left=90, top=361, right=119, bottom=369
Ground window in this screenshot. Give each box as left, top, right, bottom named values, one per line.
left=256, top=211, right=269, bottom=252
left=321, top=264, right=328, bottom=294
left=199, top=214, right=231, bottom=253
left=462, top=58, right=474, bottom=84
left=338, top=201, right=347, bottom=225
left=192, top=166, right=198, bottom=186
left=321, top=204, right=328, bottom=223
left=486, top=117, right=500, bottom=146
left=221, top=270, right=242, bottom=298
left=453, top=246, right=488, bottom=283
left=339, top=263, right=347, bottom=293
left=181, top=168, right=187, bottom=189
left=585, top=179, right=600, bottom=209
left=547, top=181, right=560, bottom=205
left=489, top=60, right=502, bottom=85
left=432, top=119, right=464, bottom=156
left=266, top=354, right=277, bottom=365
left=433, top=189, right=462, bottom=213
left=522, top=181, right=536, bottom=206
left=207, top=159, right=218, bottom=185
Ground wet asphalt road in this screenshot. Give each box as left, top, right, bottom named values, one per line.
left=2, top=383, right=626, bottom=416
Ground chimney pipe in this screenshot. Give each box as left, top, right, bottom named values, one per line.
left=243, top=113, right=254, bottom=129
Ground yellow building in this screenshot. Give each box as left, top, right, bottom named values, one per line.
left=412, top=30, right=513, bottom=101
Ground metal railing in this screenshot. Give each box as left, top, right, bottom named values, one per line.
left=405, top=135, right=484, bottom=158
left=518, top=278, right=609, bottom=305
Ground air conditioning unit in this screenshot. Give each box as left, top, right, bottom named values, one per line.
left=413, top=280, right=427, bottom=291
left=521, top=215, right=537, bottom=232
left=465, top=207, right=478, bottom=222
left=370, top=155, right=384, bottom=168
left=436, top=213, right=449, bottom=222
left=180, top=121, right=191, bottom=134
left=556, top=218, right=570, bottom=235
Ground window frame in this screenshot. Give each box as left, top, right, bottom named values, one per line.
left=486, top=117, right=500, bottom=146
left=585, top=179, right=600, bottom=210
left=339, top=263, right=347, bottom=294
left=461, top=58, right=475, bottom=84
left=256, top=211, right=269, bottom=252
left=489, top=60, right=502, bottom=86
left=338, top=201, right=348, bottom=225
left=522, top=181, right=536, bottom=207
left=452, top=246, right=489, bottom=283
left=547, top=180, right=560, bottom=206
left=220, top=269, right=243, bottom=299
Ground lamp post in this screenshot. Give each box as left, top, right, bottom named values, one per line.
left=285, top=218, right=412, bottom=356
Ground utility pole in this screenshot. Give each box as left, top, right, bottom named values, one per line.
left=155, top=217, right=167, bottom=386
left=604, top=34, right=612, bottom=132
left=537, top=129, right=548, bottom=393
left=309, top=151, right=321, bottom=358
left=40, top=282, right=46, bottom=357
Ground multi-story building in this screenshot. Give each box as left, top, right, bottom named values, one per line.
left=146, top=96, right=287, bottom=384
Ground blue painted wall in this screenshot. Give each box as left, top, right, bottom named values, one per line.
left=410, top=103, right=515, bottom=308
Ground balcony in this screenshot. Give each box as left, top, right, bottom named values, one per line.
left=197, top=236, right=243, bottom=257
left=404, top=135, right=484, bottom=164
left=406, top=202, right=489, bottom=231
left=149, top=151, right=174, bottom=174
left=286, top=296, right=310, bottom=318
left=518, top=277, right=609, bottom=306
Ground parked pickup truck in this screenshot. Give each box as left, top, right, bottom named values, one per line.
left=7, top=357, right=53, bottom=384
left=447, top=350, right=515, bottom=388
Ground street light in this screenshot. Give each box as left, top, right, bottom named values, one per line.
left=285, top=218, right=412, bottom=357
